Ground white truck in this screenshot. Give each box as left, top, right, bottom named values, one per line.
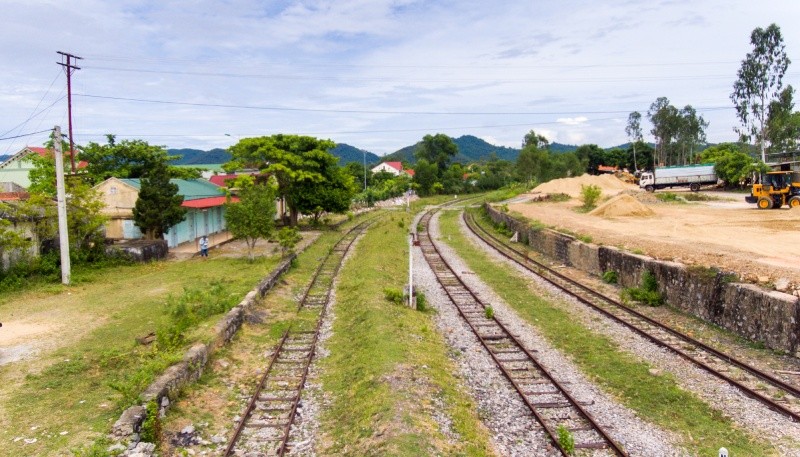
left=639, top=164, right=718, bottom=192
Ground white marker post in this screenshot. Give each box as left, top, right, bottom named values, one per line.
left=53, top=126, right=71, bottom=285
left=719, top=448, right=728, bottom=457
left=408, top=232, right=413, bottom=308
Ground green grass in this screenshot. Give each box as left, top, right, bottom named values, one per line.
left=0, top=252, right=285, bottom=456
left=319, top=210, right=495, bottom=456
left=439, top=209, right=774, bottom=456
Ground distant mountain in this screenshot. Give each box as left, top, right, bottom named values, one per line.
left=382, top=135, right=524, bottom=164
left=169, top=148, right=231, bottom=165
left=330, top=143, right=381, bottom=166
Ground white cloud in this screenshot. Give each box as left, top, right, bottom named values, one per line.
left=556, top=117, right=589, bottom=126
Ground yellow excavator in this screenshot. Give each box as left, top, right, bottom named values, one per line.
left=745, top=170, right=800, bottom=209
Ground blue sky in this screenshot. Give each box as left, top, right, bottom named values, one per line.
left=2, top=0, right=799, bottom=156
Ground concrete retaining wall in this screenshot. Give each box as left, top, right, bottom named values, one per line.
left=484, top=204, right=800, bottom=354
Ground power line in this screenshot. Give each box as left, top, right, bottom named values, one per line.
left=0, top=129, right=54, bottom=142
left=58, top=51, right=83, bottom=173
left=75, top=93, right=734, bottom=116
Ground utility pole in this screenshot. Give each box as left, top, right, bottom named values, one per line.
left=363, top=150, right=367, bottom=191
left=53, top=126, right=71, bottom=285
left=57, top=51, right=82, bottom=174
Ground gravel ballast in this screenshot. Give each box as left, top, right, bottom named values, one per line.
left=413, top=209, right=682, bottom=456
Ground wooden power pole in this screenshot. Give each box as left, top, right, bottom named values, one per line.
left=57, top=51, right=82, bottom=173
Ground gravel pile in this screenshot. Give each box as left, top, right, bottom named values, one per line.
left=415, top=210, right=683, bottom=456
left=457, top=213, right=800, bottom=455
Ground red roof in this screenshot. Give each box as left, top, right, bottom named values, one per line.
left=384, top=161, right=403, bottom=172
left=181, top=196, right=237, bottom=209
left=27, top=146, right=88, bottom=169
left=404, top=169, right=415, bottom=177
left=0, top=192, right=29, bottom=201
left=209, top=174, right=238, bottom=187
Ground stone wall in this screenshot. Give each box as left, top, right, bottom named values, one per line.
left=484, top=204, right=800, bottom=354
left=108, top=240, right=169, bottom=262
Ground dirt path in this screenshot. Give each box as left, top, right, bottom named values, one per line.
left=508, top=189, right=800, bottom=293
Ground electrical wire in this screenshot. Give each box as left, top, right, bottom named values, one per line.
left=0, top=129, right=54, bottom=142
left=75, top=93, right=734, bottom=116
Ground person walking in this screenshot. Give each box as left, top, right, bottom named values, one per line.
left=198, top=235, right=209, bottom=258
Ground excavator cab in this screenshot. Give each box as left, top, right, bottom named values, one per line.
left=746, top=171, right=800, bottom=209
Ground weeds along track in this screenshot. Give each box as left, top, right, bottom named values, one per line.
left=418, top=209, right=627, bottom=456
left=223, top=218, right=376, bottom=457
left=464, top=210, right=800, bottom=423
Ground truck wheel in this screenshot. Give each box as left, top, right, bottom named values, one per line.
left=789, top=196, right=800, bottom=208
left=757, top=197, right=773, bottom=209
left=645, top=185, right=654, bottom=193
left=690, top=183, right=700, bottom=192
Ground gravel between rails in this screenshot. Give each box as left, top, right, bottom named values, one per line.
left=456, top=211, right=800, bottom=455
left=418, top=209, right=684, bottom=457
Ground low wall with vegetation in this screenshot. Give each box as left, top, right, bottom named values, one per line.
left=484, top=204, right=800, bottom=354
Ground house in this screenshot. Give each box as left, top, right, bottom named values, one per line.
left=94, top=177, right=236, bottom=248
left=0, top=195, right=52, bottom=270
left=208, top=173, right=287, bottom=218
left=370, top=161, right=415, bottom=177
left=0, top=146, right=87, bottom=189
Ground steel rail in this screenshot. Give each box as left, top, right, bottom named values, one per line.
left=224, top=217, right=376, bottom=456
left=418, top=209, right=626, bottom=456
left=464, top=210, right=800, bottom=423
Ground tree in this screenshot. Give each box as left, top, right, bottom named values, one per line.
left=65, top=179, right=108, bottom=253
left=227, top=135, right=339, bottom=226
left=79, top=135, right=197, bottom=185
left=132, top=162, right=187, bottom=240
left=522, top=130, right=550, bottom=150
left=648, top=97, right=681, bottom=166
left=574, top=144, right=605, bottom=175
left=699, top=143, right=764, bottom=187
left=675, top=105, right=709, bottom=164
left=412, top=159, right=438, bottom=196
left=766, top=85, right=800, bottom=159
left=276, top=227, right=302, bottom=257
left=293, top=166, right=356, bottom=223
left=625, top=111, right=643, bottom=171
left=731, top=23, right=791, bottom=162
left=224, top=178, right=277, bottom=261
left=516, top=144, right=548, bottom=185
left=415, top=133, right=458, bottom=174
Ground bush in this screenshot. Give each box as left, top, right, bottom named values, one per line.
left=602, top=270, right=618, bottom=284
left=415, top=292, right=427, bottom=311
left=140, top=400, right=162, bottom=444
left=622, top=271, right=663, bottom=306
left=656, top=192, right=681, bottom=203
left=485, top=306, right=494, bottom=319
left=580, top=184, right=602, bottom=210
left=557, top=424, right=575, bottom=454
left=383, top=287, right=405, bottom=306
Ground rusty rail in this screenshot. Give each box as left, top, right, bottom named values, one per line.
left=465, top=210, right=800, bottom=423
left=417, top=209, right=626, bottom=456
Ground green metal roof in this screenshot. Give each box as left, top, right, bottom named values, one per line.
left=119, top=178, right=225, bottom=201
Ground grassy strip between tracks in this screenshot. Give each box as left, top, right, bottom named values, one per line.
left=319, top=209, right=496, bottom=456
left=438, top=209, right=774, bottom=457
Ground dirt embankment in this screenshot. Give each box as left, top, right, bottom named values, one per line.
left=512, top=176, right=800, bottom=294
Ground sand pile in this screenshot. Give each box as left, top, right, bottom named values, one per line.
left=589, top=194, right=655, bottom=217
left=532, top=174, right=637, bottom=198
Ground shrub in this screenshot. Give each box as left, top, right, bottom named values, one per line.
left=602, top=270, right=618, bottom=284
left=416, top=292, right=427, bottom=311
left=579, top=184, right=602, bottom=210
left=557, top=424, right=575, bottom=455
left=140, top=400, right=162, bottom=444
left=655, top=192, right=682, bottom=203
left=622, top=271, right=663, bottom=306
left=383, top=287, right=405, bottom=306
left=485, top=306, right=494, bottom=319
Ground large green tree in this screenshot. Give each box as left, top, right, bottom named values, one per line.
left=412, top=159, right=438, bottom=196
left=415, top=134, right=458, bottom=174
left=224, top=177, right=277, bottom=261
left=227, top=134, right=342, bottom=225
left=699, top=143, right=765, bottom=187
left=766, top=85, right=800, bottom=158
left=79, top=135, right=200, bottom=185
left=731, top=23, right=791, bottom=162
left=293, top=166, right=356, bottom=223
left=132, top=162, right=187, bottom=240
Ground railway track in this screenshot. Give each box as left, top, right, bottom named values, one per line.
left=417, top=209, right=627, bottom=456
left=464, top=209, right=800, bottom=423
left=224, top=218, right=375, bottom=456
